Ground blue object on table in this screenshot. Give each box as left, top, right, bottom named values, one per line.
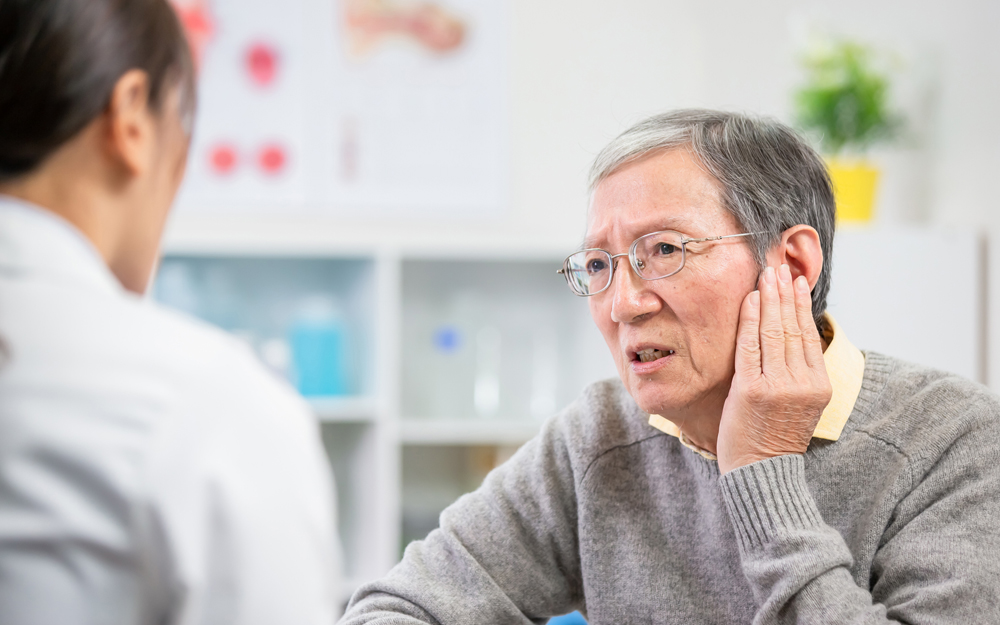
left=548, top=612, right=587, bottom=625
left=290, top=317, right=349, bottom=396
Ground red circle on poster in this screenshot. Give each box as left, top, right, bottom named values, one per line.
left=246, top=42, right=279, bottom=87
left=258, top=144, right=287, bottom=175
left=209, top=144, right=238, bottom=174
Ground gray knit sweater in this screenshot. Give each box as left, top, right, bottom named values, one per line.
left=342, top=353, right=1000, bottom=624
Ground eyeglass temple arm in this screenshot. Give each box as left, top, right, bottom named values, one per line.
left=683, top=232, right=761, bottom=244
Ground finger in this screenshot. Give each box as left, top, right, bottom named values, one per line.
left=758, top=266, right=785, bottom=372
left=794, top=275, right=825, bottom=369
left=778, top=264, right=806, bottom=370
left=735, top=289, right=762, bottom=380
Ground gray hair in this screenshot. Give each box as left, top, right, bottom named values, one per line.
left=589, top=109, right=836, bottom=326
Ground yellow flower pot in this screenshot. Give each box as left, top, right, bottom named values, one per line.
left=826, top=159, right=880, bottom=224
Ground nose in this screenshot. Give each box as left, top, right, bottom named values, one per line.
left=610, top=257, right=662, bottom=324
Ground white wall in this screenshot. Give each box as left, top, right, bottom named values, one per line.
left=512, top=0, right=1000, bottom=232
left=506, top=0, right=999, bottom=239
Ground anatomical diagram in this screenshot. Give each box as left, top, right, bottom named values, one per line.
left=343, top=0, right=466, bottom=57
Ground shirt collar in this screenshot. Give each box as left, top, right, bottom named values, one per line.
left=0, top=195, right=121, bottom=295
left=648, top=312, right=865, bottom=460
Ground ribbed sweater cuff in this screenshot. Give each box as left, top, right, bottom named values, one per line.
left=718, top=454, right=823, bottom=554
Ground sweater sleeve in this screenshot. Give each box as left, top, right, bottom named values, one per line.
left=340, top=416, right=583, bottom=625
left=718, top=444, right=1000, bottom=624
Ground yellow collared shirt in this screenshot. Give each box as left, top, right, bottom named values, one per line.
left=648, top=313, right=865, bottom=461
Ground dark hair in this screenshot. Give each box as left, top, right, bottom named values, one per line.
left=0, top=0, right=195, bottom=182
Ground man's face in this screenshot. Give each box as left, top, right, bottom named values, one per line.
left=587, top=148, right=760, bottom=420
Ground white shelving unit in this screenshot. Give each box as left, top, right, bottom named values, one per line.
left=156, top=228, right=619, bottom=606
left=157, top=223, right=987, bottom=608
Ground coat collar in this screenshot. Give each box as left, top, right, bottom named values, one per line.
left=0, top=195, right=122, bottom=296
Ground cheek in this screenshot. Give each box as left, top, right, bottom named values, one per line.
left=174, top=139, right=190, bottom=185
left=666, top=270, right=751, bottom=362
left=143, top=134, right=187, bottom=235
left=589, top=297, right=611, bottom=336
left=589, top=297, right=622, bottom=359
left=165, top=133, right=190, bottom=190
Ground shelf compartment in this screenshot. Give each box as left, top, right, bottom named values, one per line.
left=400, top=258, right=617, bottom=422
left=154, top=254, right=377, bottom=397
left=400, top=444, right=512, bottom=551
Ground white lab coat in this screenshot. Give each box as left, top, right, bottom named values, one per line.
left=0, top=197, right=340, bottom=624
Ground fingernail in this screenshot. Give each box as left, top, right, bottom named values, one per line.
left=764, top=266, right=776, bottom=285
left=749, top=290, right=760, bottom=306
left=796, top=275, right=810, bottom=293
left=779, top=264, right=792, bottom=284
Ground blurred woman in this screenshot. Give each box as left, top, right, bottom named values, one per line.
left=0, top=1, right=339, bottom=623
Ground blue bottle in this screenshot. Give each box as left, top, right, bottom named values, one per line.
left=289, top=297, right=350, bottom=397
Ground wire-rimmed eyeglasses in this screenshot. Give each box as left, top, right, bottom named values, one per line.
left=557, top=230, right=760, bottom=297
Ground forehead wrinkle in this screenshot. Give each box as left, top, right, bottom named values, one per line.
left=585, top=148, right=731, bottom=250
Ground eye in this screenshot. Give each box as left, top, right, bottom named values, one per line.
left=585, top=258, right=608, bottom=275
left=655, top=242, right=678, bottom=256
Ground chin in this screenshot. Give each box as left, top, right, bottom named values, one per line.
left=623, top=375, right=685, bottom=416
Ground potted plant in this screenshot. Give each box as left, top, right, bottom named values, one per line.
left=794, top=38, right=902, bottom=223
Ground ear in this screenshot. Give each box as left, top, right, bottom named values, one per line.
left=102, top=70, right=155, bottom=178
left=764, top=225, right=824, bottom=289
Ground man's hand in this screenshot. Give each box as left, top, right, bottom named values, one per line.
left=717, top=264, right=832, bottom=474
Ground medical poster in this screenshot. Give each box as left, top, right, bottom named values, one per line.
left=170, top=0, right=507, bottom=216
left=327, top=0, right=507, bottom=215
left=171, top=0, right=313, bottom=208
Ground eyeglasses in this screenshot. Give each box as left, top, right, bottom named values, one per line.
left=558, top=230, right=759, bottom=297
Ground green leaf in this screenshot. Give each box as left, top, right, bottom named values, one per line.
left=793, top=39, right=902, bottom=154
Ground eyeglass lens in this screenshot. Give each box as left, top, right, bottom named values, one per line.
left=563, top=231, right=686, bottom=296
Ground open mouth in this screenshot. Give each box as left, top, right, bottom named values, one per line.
left=635, top=348, right=675, bottom=363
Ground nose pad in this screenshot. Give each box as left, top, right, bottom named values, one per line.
left=611, top=255, right=642, bottom=289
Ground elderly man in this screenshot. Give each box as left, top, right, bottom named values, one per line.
left=342, top=110, right=1000, bottom=623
